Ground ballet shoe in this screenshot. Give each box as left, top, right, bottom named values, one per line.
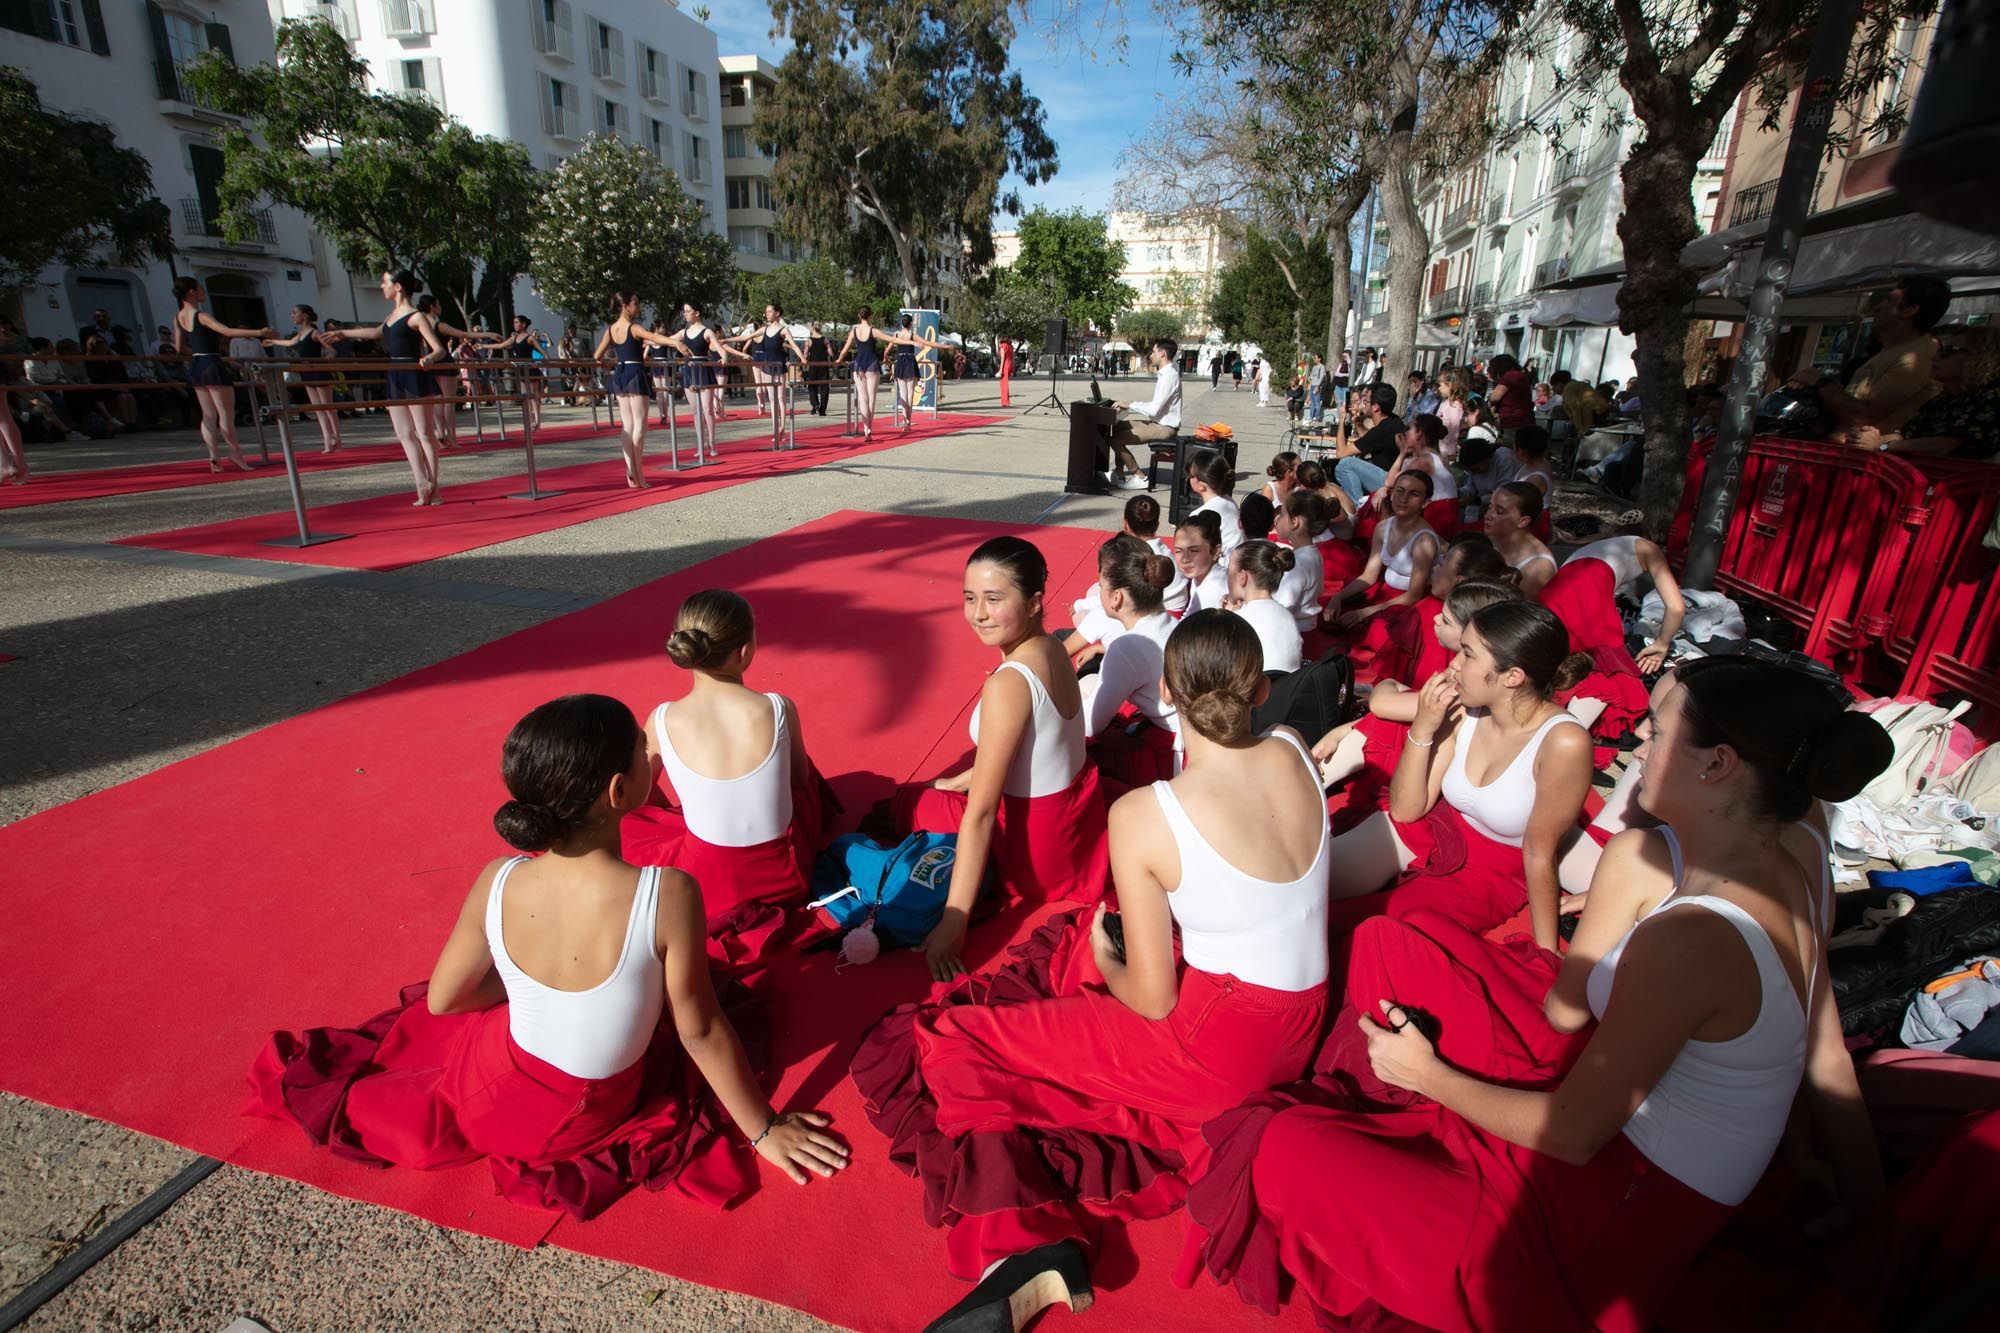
left=209, top=460, right=223, bottom=473
left=428, top=490, right=443, bottom=506
left=922, top=1241, right=1092, bottom=1333
left=232, top=456, right=254, bottom=473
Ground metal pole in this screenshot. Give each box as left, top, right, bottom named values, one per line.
left=664, top=361, right=681, bottom=471
left=842, top=362, right=858, bottom=438
left=785, top=368, right=797, bottom=448
left=259, top=366, right=349, bottom=549
left=248, top=368, right=269, bottom=464
left=1682, top=0, right=1863, bottom=590
left=507, top=378, right=564, bottom=500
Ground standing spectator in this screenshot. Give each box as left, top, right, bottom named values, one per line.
left=1209, top=353, right=1222, bottom=389
left=1256, top=356, right=1274, bottom=407
left=1407, top=369, right=1440, bottom=417
left=1789, top=278, right=1951, bottom=442
left=1436, top=366, right=1472, bottom=458
left=806, top=324, right=834, bottom=416
left=1231, top=354, right=1244, bottom=391
left=1334, top=351, right=1351, bottom=406
left=953, top=345, right=968, bottom=382
left=1487, top=352, right=1533, bottom=436
left=78, top=306, right=116, bottom=348
left=997, top=336, right=1015, bottom=407
left=1354, top=348, right=1382, bottom=391
left=1332, top=382, right=1405, bottom=503
left=1307, top=352, right=1327, bottom=421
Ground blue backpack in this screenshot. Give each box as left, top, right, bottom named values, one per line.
left=810, top=831, right=979, bottom=948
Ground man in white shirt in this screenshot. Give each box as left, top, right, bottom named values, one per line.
left=1107, top=337, right=1182, bottom=492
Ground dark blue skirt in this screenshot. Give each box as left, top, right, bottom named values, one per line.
left=609, top=361, right=653, bottom=396
left=187, top=354, right=231, bottom=388
left=384, top=365, right=434, bottom=400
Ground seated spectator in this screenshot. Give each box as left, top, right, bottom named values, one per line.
left=82, top=333, right=138, bottom=429
left=1849, top=339, right=1999, bottom=459
left=1456, top=430, right=1523, bottom=525
left=1332, top=383, right=1405, bottom=504
left=1226, top=540, right=1305, bottom=673
left=1078, top=536, right=1181, bottom=788
left=1789, top=277, right=1951, bottom=441
left=1069, top=495, right=1189, bottom=670
left=1376, top=413, right=1460, bottom=536
left=1174, top=511, right=1231, bottom=612
left=22, top=339, right=86, bottom=440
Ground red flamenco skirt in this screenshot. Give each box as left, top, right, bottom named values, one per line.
left=1540, top=559, right=1649, bottom=740
left=853, top=909, right=1327, bottom=1279
left=622, top=756, right=841, bottom=972
left=245, top=982, right=755, bottom=1220
left=1423, top=497, right=1460, bottom=539
left=1317, top=534, right=1367, bottom=588
left=893, top=764, right=1111, bottom=907
left=1087, top=718, right=1178, bottom=798
left=1385, top=803, right=1534, bottom=938
left=1352, top=594, right=1443, bottom=688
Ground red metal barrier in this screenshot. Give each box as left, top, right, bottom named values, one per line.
left=1709, top=437, right=1927, bottom=669
left=1894, top=459, right=2000, bottom=739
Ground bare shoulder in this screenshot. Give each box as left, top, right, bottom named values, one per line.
left=1108, top=783, right=1166, bottom=840
left=1541, top=717, right=1596, bottom=766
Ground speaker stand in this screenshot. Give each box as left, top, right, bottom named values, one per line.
left=1025, top=365, right=1067, bottom=417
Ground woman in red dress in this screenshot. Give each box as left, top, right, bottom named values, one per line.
left=1539, top=534, right=1687, bottom=742
left=855, top=611, right=1332, bottom=1331
left=620, top=589, right=839, bottom=969
left=1325, top=600, right=1594, bottom=951
left=1187, top=659, right=1891, bottom=1333
left=1324, top=470, right=1440, bottom=683
left=247, top=695, right=850, bottom=1217
left=896, top=537, right=1112, bottom=981
left=997, top=338, right=1014, bottom=407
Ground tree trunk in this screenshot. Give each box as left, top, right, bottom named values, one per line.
left=1614, top=136, right=1703, bottom=539
left=1377, top=101, right=1425, bottom=393
left=1325, top=198, right=1360, bottom=369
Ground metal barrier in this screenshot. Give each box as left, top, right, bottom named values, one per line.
left=1891, top=459, right=2000, bottom=736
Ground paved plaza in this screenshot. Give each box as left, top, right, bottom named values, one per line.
left=0, top=374, right=1294, bottom=1332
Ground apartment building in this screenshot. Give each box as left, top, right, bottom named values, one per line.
left=990, top=210, right=1234, bottom=336
left=718, top=54, right=802, bottom=276
left=271, top=0, right=727, bottom=328
left=2, top=0, right=321, bottom=343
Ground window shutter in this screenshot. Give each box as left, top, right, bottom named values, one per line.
left=190, top=144, right=227, bottom=232
left=145, top=1, right=177, bottom=99
left=0, top=1, right=40, bottom=39
left=81, top=0, right=109, bottom=53
left=205, top=22, right=234, bottom=64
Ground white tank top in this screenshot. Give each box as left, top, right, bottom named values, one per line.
left=486, top=857, right=665, bottom=1081
left=1416, top=449, right=1458, bottom=501
left=1380, top=517, right=1427, bottom=591
left=1187, top=563, right=1230, bottom=614
left=1565, top=535, right=1646, bottom=597
left=1197, top=496, right=1246, bottom=556
left=1151, top=729, right=1330, bottom=991
left=1275, top=541, right=1324, bottom=631
left=1233, top=597, right=1303, bottom=673
left=651, top=694, right=792, bottom=846
left=1439, top=710, right=1585, bottom=846
left=1511, top=549, right=1558, bottom=580
left=969, top=659, right=1087, bottom=798
left=1521, top=467, right=1553, bottom=494
left=1586, top=825, right=1828, bottom=1204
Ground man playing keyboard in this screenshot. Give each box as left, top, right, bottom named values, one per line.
left=1106, top=337, right=1182, bottom=491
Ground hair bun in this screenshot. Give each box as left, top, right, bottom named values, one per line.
left=1182, top=686, right=1252, bottom=741
left=1272, top=545, right=1296, bottom=573
left=1804, top=711, right=1895, bottom=803
left=1145, top=554, right=1175, bottom=589
left=664, top=627, right=712, bottom=669
left=494, top=798, right=562, bottom=851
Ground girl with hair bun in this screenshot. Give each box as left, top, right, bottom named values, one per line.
left=1484, top=481, right=1558, bottom=596
left=1226, top=540, right=1304, bottom=672
left=1272, top=489, right=1331, bottom=649
left=1066, top=497, right=1188, bottom=672
left=593, top=292, right=682, bottom=488
left=855, top=610, right=1331, bottom=1331
left=619, top=590, right=838, bottom=949
left=319, top=270, right=447, bottom=504
left=1190, top=658, right=1890, bottom=1333
left=1078, top=536, right=1182, bottom=790
left=656, top=301, right=749, bottom=464
left=1326, top=469, right=1441, bottom=683
left=1173, top=510, right=1230, bottom=613
left=1325, top=598, right=1594, bottom=949
left=172, top=275, right=277, bottom=474
left=833, top=306, right=887, bottom=440
left=892, top=536, right=1111, bottom=980
left=1257, top=449, right=1301, bottom=509
left=1186, top=448, right=1245, bottom=555
left=248, top=694, right=850, bottom=1217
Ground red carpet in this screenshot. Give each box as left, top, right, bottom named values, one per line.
left=0, top=512, right=1309, bottom=1330
left=0, top=405, right=824, bottom=511
left=117, top=414, right=1007, bottom=572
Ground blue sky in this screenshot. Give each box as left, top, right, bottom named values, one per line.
left=698, top=0, right=1183, bottom=219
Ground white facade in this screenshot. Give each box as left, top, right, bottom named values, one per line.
left=273, top=0, right=727, bottom=331
left=2, top=0, right=322, bottom=346
left=1412, top=14, right=1731, bottom=382
left=718, top=54, right=800, bottom=277
left=990, top=210, right=1234, bottom=336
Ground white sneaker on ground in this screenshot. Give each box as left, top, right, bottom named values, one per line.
left=1114, top=471, right=1148, bottom=491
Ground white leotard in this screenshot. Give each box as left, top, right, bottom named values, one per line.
left=1586, top=825, right=1829, bottom=1204
left=1233, top=597, right=1303, bottom=673
left=651, top=695, right=792, bottom=846
left=1439, top=710, right=1585, bottom=846
left=1274, top=541, right=1324, bottom=632
left=969, top=659, right=1087, bottom=798
left=1070, top=583, right=1122, bottom=647
left=1511, top=549, right=1558, bottom=580
left=1187, top=563, right=1230, bottom=614
left=1197, top=496, right=1246, bottom=556
left=1082, top=611, right=1178, bottom=737
left=1380, top=517, right=1429, bottom=591
left=1151, top=729, right=1330, bottom=991
left=486, top=857, right=664, bottom=1081
left=1565, top=535, right=1647, bottom=597
left=1414, top=449, right=1458, bottom=501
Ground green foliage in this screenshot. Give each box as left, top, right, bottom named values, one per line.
left=756, top=0, right=1058, bottom=302
left=1011, top=207, right=1138, bottom=336
left=527, top=135, right=732, bottom=328
left=979, top=266, right=1062, bottom=342
left=1117, top=308, right=1188, bottom=345
left=183, top=18, right=535, bottom=325
left=1210, top=226, right=1333, bottom=361
left=0, top=67, right=173, bottom=291
left=745, top=258, right=882, bottom=325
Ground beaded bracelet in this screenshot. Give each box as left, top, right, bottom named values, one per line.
left=750, top=1111, right=791, bottom=1147
left=1407, top=733, right=1436, bottom=748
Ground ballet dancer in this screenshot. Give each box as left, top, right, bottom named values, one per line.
left=731, top=303, right=804, bottom=437
left=248, top=694, right=851, bottom=1216
left=320, top=271, right=448, bottom=505
left=646, top=319, right=680, bottom=428
left=593, top=292, right=683, bottom=488
left=263, top=305, right=343, bottom=454
left=883, top=314, right=947, bottom=430
left=1484, top=480, right=1558, bottom=596
left=834, top=307, right=887, bottom=440
left=490, top=315, right=551, bottom=435
left=657, top=302, right=748, bottom=465
left=172, top=276, right=275, bottom=473
left=414, top=295, right=503, bottom=451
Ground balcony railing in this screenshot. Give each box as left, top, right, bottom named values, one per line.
left=1484, top=196, right=1508, bottom=226
left=1533, top=256, right=1571, bottom=288
left=380, top=0, right=432, bottom=37
left=1472, top=280, right=1495, bottom=307
left=1426, top=283, right=1468, bottom=316
left=685, top=152, right=709, bottom=186
left=682, top=85, right=708, bottom=121
left=1555, top=149, right=1586, bottom=185
left=639, top=62, right=663, bottom=103
left=180, top=198, right=277, bottom=245
left=1729, top=171, right=1825, bottom=227
left=293, top=0, right=358, bottom=39
left=531, top=2, right=574, bottom=61
left=1442, top=198, right=1476, bottom=234
left=591, top=30, right=624, bottom=82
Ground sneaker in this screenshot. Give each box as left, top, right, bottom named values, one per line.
left=1114, top=470, right=1149, bottom=491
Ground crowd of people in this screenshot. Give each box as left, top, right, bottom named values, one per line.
left=242, top=408, right=1936, bottom=1332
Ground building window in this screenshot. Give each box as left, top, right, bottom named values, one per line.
left=724, top=127, right=749, bottom=159
left=599, top=96, right=624, bottom=137
left=638, top=44, right=663, bottom=101
left=684, top=133, right=708, bottom=185
left=543, top=76, right=578, bottom=138
left=726, top=178, right=749, bottom=209
left=755, top=180, right=773, bottom=211
left=646, top=116, right=666, bottom=161
left=681, top=64, right=708, bottom=120
left=590, top=21, right=624, bottom=83
left=0, top=0, right=109, bottom=52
